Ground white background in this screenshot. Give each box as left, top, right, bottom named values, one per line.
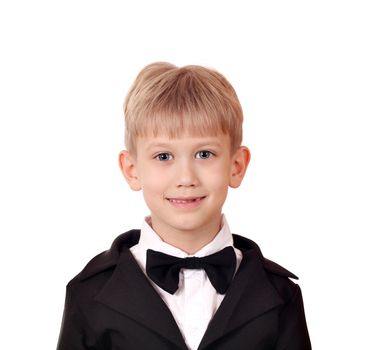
left=1, top=0, right=370, bottom=348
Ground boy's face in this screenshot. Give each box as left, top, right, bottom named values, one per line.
left=119, top=133, right=250, bottom=242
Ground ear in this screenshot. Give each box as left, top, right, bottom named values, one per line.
left=118, top=150, right=142, bottom=191
left=229, top=146, right=251, bottom=188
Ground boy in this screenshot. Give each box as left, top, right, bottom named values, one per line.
left=57, top=62, right=311, bottom=349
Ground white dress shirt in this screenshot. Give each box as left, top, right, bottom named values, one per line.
left=130, top=214, right=242, bottom=350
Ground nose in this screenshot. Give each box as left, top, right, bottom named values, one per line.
left=175, top=158, right=199, bottom=188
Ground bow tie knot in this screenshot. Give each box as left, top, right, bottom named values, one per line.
left=146, top=246, right=237, bottom=295
left=183, top=257, right=206, bottom=269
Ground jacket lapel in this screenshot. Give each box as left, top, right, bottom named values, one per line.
left=198, top=245, right=284, bottom=349
left=94, top=248, right=188, bottom=350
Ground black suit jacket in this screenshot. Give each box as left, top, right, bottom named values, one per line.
left=57, top=230, right=311, bottom=349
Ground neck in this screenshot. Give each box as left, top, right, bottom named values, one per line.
left=150, top=216, right=223, bottom=255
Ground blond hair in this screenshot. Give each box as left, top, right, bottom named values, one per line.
left=124, top=62, right=243, bottom=155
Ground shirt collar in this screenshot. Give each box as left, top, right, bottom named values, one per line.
left=137, top=214, right=234, bottom=259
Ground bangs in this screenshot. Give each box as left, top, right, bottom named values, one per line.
left=132, top=109, right=226, bottom=139
left=131, top=95, right=238, bottom=139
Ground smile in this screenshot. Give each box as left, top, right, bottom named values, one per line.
left=166, top=196, right=206, bottom=208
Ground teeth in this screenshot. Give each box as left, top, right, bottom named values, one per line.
left=169, top=198, right=202, bottom=203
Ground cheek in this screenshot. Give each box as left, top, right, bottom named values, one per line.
left=207, top=175, right=229, bottom=192
left=140, top=171, right=169, bottom=197
left=141, top=179, right=163, bottom=195
left=137, top=165, right=165, bottom=190
left=141, top=181, right=165, bottom=210
left=205, top=163, right=231, bottom=188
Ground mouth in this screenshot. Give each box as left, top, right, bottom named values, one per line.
left=167, top=196, right=206, bottom=203
left=166, top=196, right=206, bottom=208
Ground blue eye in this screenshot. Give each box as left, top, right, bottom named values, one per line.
left=155, top=153, right=173, bottom=161
left=196, top=150, right=213, bottom=159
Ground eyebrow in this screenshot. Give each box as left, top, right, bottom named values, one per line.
left=145, top=140, right=224, bottom=151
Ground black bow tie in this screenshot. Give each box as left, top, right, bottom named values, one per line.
left=146, top=246, right=237, bottom=295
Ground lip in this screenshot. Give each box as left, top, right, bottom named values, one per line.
left=166, top=196, right=206, bottom=209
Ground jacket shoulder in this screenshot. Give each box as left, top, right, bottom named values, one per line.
left=68, top=229, right=140, bottom=286
left=263, top=257, right=298, bottom=280
left=233, top=233, right=298, bottom=279
left=233, top=233, right=300, bottom=301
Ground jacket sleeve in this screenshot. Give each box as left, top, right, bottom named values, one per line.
left=275, top=285, right=312, bottom=350
left=56, top=284, right=98, bottom=350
